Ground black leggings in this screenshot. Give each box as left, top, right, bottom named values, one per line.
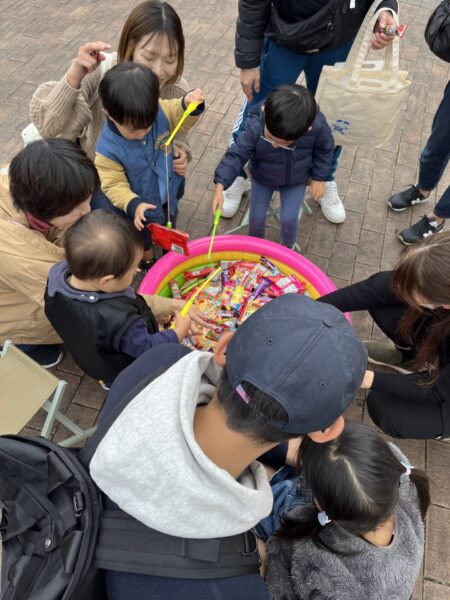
left=319, top=271, right=450, bottom=439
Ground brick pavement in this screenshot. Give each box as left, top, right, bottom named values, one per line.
left=0, top=0, right=450, bottom=597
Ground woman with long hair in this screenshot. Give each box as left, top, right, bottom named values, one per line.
left=264, top=422, right=430, bottom=600
left=30, top=1, right=189, bottom=167
left=319, top=232, right=450, bottom=439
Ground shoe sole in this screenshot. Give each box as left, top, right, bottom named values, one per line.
left=367, top=355, right=412, bottom=374
left=397, top=234, right=413, bottom=245
left=387, top=197, right=428, bottom=212
left=40, top=351, right=64, bottom=369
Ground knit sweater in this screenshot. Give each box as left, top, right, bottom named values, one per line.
left=29, top=52, right=191, bottom=160
left=265, top=453, right=424, bottom=600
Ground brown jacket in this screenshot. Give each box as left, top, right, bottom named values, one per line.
left=30, top=52, right=191, bottom=160
left=0, top=174, right=64, bottom=345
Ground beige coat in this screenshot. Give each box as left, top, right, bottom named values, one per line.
left=0, top=173, right=180, bottom=345
left=0, top=174, right=65, bottom=345
left=30, top=52, right=191, bottom=160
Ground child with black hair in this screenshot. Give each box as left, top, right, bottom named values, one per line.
left=212, top=84, right=334, bottom=248
left=95, top=62, right=204, bottom=258
left=261, top=422, right=430, bottom=599
left=44, top=210, right=204, bottom=387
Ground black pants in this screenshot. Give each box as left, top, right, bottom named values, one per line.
left=319, top=272, right=450, bottom=439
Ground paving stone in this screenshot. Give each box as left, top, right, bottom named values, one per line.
left=425, top=505, right=450, bottom=583
left=423, top=581, right=450, bottom=600
left=328, top=241, right=357, bottom=280
left=335, top=210, right=363, bottom=245
left=427, top=441, right=450, bottom=509
left=356, top=230, right=383, bottom=268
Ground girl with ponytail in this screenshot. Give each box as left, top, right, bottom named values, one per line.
left=263, top=422, right=430, bottom=600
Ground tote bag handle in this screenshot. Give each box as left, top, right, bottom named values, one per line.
left=345, top=6, right=400, bottom=88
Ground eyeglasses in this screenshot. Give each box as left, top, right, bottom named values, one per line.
left=260, top=135, right=294, bottom=150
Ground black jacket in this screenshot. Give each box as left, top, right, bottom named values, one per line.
left=45, top=289, right=158, bottom=385
left=235, top=0, right=399, bottom=69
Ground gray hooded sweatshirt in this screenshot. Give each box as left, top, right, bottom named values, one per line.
left=90, top=350, right=273, bottom=538
left=265, top=455, right=425, bottom=600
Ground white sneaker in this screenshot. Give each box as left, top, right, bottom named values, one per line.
left=319, top=181, right=346, bottom=224
left=222, top=176, right=251, bottom=218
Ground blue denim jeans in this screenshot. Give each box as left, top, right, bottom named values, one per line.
left=418, top=81, right=450, bottom=218
left=249, top=180, right=306, bottom=247
left=232, top=37, right=353, bottom=180
left=255, top=466, right=311, bottom=541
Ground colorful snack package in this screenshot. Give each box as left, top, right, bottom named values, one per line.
left=260, top=256, right=281, bottom=275
left=183, top=267, right=216, bottom=280
left=221, top=283, right=234, bottom=307
left=229, top=284, right=248, bottom=312
left=180, top=277, right=206, bottom=296
left=169, top=280, right=182, bottom=299
left=268, top=275, right=306, bottom=296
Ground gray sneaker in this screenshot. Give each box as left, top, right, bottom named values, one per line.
left=364, top=340, right=413, bottom=374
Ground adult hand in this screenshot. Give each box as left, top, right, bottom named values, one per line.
left=372, top=11, right=395, bottom=50
left=134, top=202, right=156, bottom=231
left=173, top=147, right=188, bottom=177
left=309, top=180, right=325, bottom=202
left=171, top=299, right=210, bottom=328
left=240, top=68, right=260, bottom=102
left=67, top=41, right=112, bottom=89
left=212, top=184, right=224, bottom=213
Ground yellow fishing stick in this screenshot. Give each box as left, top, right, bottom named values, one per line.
left=165, top=101, right=200, bottom=148
left=208, top=208, right=221, bottom=262
left=163, top=100, right=200, bottom=228
left=170, top=266, right=221, bottom=327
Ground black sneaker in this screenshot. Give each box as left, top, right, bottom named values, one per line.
left=387, top=185, right=428, bottom=211
left=398, top=215, right=445, bottom=245
left=23, top=345, right=63, bottom=368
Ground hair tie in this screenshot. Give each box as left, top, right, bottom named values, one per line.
left=400, top=459, right=413, bottom=476
left=317, top=511, right=331, bottom=526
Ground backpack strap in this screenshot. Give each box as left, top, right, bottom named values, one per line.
left=80, top=345, right=260, bottom=580
left=95, top=510, right=260, bottom=579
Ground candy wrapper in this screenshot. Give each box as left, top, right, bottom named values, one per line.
left=170, top=256, right=307, bottom=351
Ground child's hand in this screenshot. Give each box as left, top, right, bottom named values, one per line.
left=134, top=202, right=156, bottom=231
left=309, top=180, right=325, bottom=202
left=212, top=184, right=224, bottom=213
left=173, top=310, right=192, bottom=341
left=173, top=146, right=188, bottom=177
left=185, top=88, right=204, bottom=106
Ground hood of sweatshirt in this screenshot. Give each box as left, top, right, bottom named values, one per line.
left=47, top=260, right=136, bottom=302
left=90, top=350, right=273, bottom=538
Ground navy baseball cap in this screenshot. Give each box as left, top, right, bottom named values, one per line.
left=226, top=294, right=367, bottom=433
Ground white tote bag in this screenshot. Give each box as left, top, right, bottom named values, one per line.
left=21, top=52, right=115, bottom=146
left=314, top=4, right=410, bottom=148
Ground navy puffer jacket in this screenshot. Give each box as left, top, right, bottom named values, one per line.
left=214, top=104, right=334, bottom=190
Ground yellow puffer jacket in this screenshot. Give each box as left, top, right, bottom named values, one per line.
left=0, top=174, right=64, bottom=345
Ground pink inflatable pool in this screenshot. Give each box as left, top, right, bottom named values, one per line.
left=139, top=235, right=344, bottom=314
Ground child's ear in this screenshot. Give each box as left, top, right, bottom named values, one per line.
left=98, top=274, right=115, bottom=287
left=308, top=416, right=345, bottom=443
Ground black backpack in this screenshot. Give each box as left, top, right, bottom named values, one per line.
left=425, top=0, right=450, bottom=63
left=0, top=370, right=260, bottom=600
